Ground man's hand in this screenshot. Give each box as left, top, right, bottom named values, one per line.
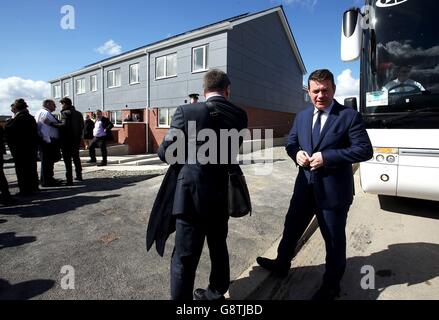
left=296, top=150, right=311, bottom=167
left=310, top=152, right=324, bottom=171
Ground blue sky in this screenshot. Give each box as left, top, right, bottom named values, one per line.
left=0, top=0, right=362, bottom=113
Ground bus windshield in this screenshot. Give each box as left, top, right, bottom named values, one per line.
left=362, top=0, right=439, bottom=115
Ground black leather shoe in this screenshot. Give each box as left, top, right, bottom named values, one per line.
left=256, top=257, right=290, bottom=277
left=193, top=288, right=225, bottom=301
left=75, top=176, right=83, bottom=181
left=311, top=284, right=340, bottom=301
left=87, top=159, right=97, bottom=164
left=97, top=162, right=107, bottom=167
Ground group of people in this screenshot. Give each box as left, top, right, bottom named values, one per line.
left=0, top=97, right=114, bottom=202
left=149, top=68, right=373, bottom=301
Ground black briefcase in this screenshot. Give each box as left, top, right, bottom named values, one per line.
left=228, top=170, right=252, bottom=218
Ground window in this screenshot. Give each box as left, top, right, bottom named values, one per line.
left=155, top=53, right=177, bottom=79
left=76, top=78, right=85, bottom=94
left=63, top=82, right=70, bottom=97
left=109, top=111, right=123, bottom=126
left=90, top=75, right=97, bottom=92
left=158, top=107, right=176, bottom=127
left=53, top=85, right=61, bottom=98
left=192, top=45, right=208, bottom=72
left=107, top=68, right=121, bottom=88
left=129, top=63, right=139, bottom=84
left=304, top=91, right=310, bottom=102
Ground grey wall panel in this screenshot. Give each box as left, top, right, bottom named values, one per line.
left=149, top=33, right=227, bottom=108
left=73, top=69, right=102, bottom=113
left=103, top=55, right=149, bottom=111
left=227, top=12, right=305, bottom=114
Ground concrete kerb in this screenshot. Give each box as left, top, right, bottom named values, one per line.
left=226, top=218, right=319, bottom=300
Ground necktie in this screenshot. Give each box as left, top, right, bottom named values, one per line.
left=312, top=110, right=323, bottom=149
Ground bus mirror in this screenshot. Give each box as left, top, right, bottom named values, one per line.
left=344, top=97, right=358, bottom=111
left=341, top=8, right=362, bottom=62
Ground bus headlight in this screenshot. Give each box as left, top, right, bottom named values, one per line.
left=376, top=154, right=385, bottom=162
left=386, top=155, right=395, bottom=163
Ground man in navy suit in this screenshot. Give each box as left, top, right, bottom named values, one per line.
left=257, top=69, right=373, bottom=300
left=157, top=69, right=248, bottom=300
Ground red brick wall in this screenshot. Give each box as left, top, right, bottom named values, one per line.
left=242, top=106, right=295, bottom=139
left=125, top=123, right=146, bottom=154
left=148, top=108, right=168, bottom=153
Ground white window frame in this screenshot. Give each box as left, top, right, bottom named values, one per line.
left=155, top=53, right=177, bottom=79
left=75, top=78, right=85, bottom=95
left=90, top=75, right=98, bottom=92
left=158, top=107, right=176, bottom=128
left=129, top=63, right=140, bottom=84
left=107, top=68, right=121, bottom=88
left=192, top=45, right=208, bottom=73
left=53, top=85, right=61, bottom=99
left=63, top=82, right=70, bottom=97
left=109, top=110, right=123, bottom=127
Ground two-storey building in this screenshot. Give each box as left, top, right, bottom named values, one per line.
left=50, top=6, right=307, bottom=153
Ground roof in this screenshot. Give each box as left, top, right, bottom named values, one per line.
left=50, top=6, right=306, bottom=82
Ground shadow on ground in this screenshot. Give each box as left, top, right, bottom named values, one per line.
left=0, top=232, right=37, bottom=249
left=379, top=195, right=439, bottom=220
left=0, top=278, right=55, bottom=300
left=229, top=242, right=439, bottom=300
left=0, top=174, right=159, bottom=218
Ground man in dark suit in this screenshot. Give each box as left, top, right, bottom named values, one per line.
left=157, top=69, right=247, bottom=300
left=4, top=99, right=40, bottom=196
left=256, top=69, right=373, bottom=300
left=52, top=97, right=84, bottom=185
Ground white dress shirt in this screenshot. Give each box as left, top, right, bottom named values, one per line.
left=35, top=108, right=59, bottom=143
left=312, top=100, right=334, bottom=133
left=93, top=119, right=106, bottom=137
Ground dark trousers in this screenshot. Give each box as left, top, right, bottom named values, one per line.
left=61, top=141, right=82, bottom=182
left=89, top=137, right=107, bottom=163
left=277, top=183, right=349, bottom=289
left=13, top=156, right=39, bottom=194
left=39, top=142, right=57, bottom=185
left=171, top=214, right=230, bottom=300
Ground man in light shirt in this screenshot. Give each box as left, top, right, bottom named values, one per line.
left=35, top=99, right=61, bottom=187
left=88, top=110, right=113, bottom=166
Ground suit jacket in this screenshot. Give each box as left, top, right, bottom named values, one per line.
left=53, top=106, right=85, bottom=144
left=98, top=116, right=114, bottom=141
left=146, top=164, right=180, bottom=256
left=285, top=100, right=373, bottom=209
left=158, top=96, right=248, bottom=217
left=146, top=96, right=247, bottom=255
left=4, top=110, right=39, bottom=161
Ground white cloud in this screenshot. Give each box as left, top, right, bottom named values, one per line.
left=95, top=39, right=122, bottom=56
left=273, top=0, right=318, bottom=10
left=334, top=69, right=360, bottom=103
left=0, top=77, right=50, bottom=115
left=379, top=41, right=439, bottom=59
